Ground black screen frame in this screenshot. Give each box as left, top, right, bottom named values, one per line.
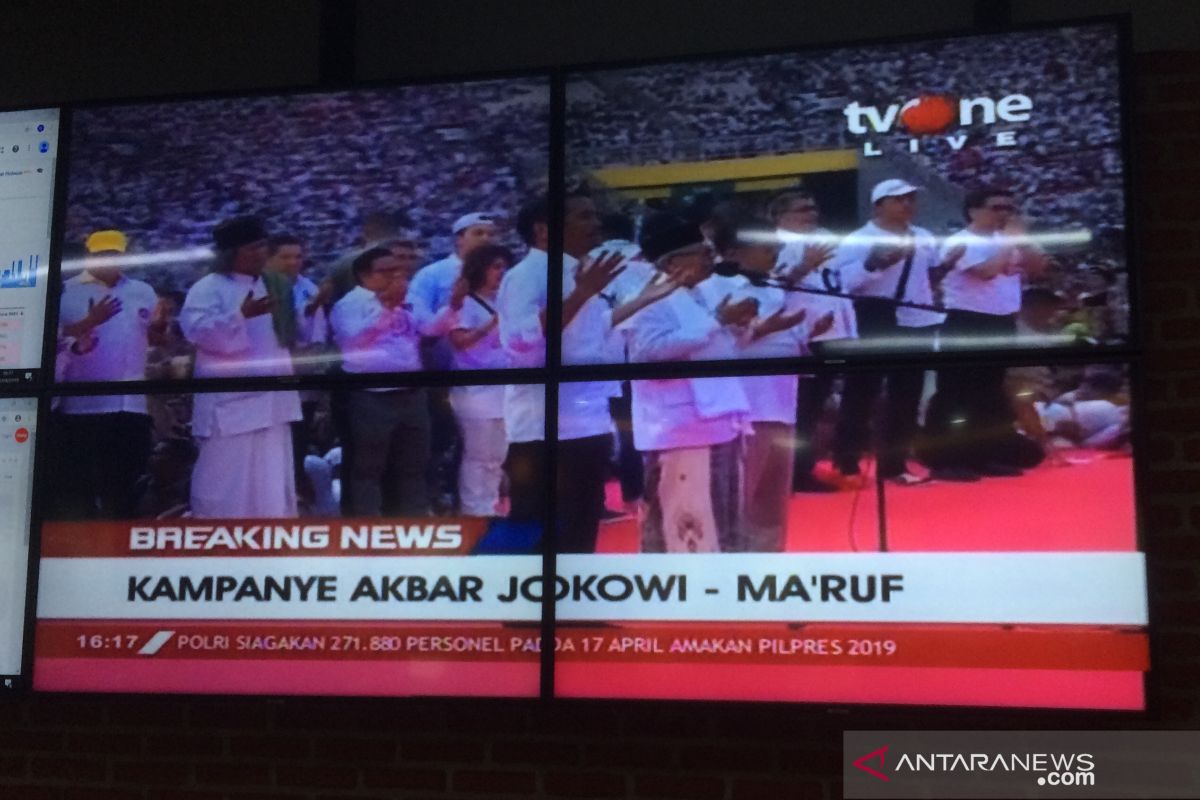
left=0, top=11, right=1154, bottom=722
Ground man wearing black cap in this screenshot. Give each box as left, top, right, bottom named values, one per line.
left=180, top=215, right=303, bottom=517
left=621, top=212, right=752, bottom=553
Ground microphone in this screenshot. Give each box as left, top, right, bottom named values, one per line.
left=712, top=260, right=947, bottom=313
left=712, top=260, right=775, bottom=287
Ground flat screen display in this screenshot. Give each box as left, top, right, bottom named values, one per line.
left=561, top=22, right=1129, bottom=365
left=0, top=109, right=59, bottom=386
left=0, top=396, right=37, bottom=685
left=33, top=384, right=544, bottom=696
left=552, top=363, right=1146, bottom=709
left=56, top=79, right=549, bottom=384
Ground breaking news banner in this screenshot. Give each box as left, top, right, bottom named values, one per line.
left=552, top=366, right=1148, bottom=708
left=843, top=732, right=1200, bottom=798
left=564, top=21, right=1128, bottom=365
left=34, top=388, right=546, bottom=697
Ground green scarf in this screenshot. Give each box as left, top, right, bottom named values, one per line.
left=261, top=269, right=297, bottom=349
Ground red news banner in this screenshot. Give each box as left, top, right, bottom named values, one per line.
left=34, top=518, right=544, bottom=695
left=35, top=521, right=1149, bottom=678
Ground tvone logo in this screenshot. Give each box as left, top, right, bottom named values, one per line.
left=843, top=93, right=1033, bottom=157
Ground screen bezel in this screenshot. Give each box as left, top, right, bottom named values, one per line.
left=2, top=11, right=1155, bottom=719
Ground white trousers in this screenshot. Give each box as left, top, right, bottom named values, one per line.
left=457, top=417, right=507, bottom=516
left=191, top=423, right=297, bottom=518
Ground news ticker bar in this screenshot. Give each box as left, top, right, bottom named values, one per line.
left=844, top=731, right=1200, bottom=799
left=37, top=553, right=1147, bottom=624
left=35, top=621, right=1147, bottom=671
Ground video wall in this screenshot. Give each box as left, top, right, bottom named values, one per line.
left=0, top=19, right=1148, bottom=710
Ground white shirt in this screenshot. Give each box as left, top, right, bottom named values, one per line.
left=593, top=241, right=651, bottom=364
left=622, top=281, right=740, bottom=365
left=497, top=248, right=616, bottom=442
left=329, top=286, right=425, bottom=374
left=630, top=376, right=748, bottom=452
left=449, top=293, right=508, bottom=419
left=451, top=293, right=507, bottom=371
left=940, top=228, right=1021, bottom=315
left=407, top=254, right=462, bottom=334
left=181, top=271, right=296, bottom=378
left=622, top=275, right=748, bottom=450
left=714, top=274, right=809, bottom=424
left=775, top=227, right=858, bottom=342
left=58, top=272, right=157, bottom=415
left=181, top=271, right=301, bottom=439
left=836, top=221, right=945, bottom=328
left=292, top=274, right=329, bottom=347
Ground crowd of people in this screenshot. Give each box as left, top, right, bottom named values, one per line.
left=65, top=79, right=548, bottom=271
left=566, top=23, right=1128, bottom=341
left=45, top=180, right=1129, bottom=564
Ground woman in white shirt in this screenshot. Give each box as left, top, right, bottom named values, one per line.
left=448, top=243, right=513, bottom=516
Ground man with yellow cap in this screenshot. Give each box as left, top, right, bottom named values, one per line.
left=56, top=229, right=168, bottom=518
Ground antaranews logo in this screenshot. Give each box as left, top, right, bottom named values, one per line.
left=853, top=745, right=890, bottom=782
left=851, top=744, right=1097, bottom=789
left=842, top=93, right=1033, bottom=157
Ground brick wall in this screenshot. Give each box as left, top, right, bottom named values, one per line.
left=0, top=51, right=1196, bottom=800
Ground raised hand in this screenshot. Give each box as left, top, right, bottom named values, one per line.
left=240, top=290, right=274, bottom=319
left=610, top=273, right=682, bottom=328
left=448, top=276, right=470, bottom=311
left=798, top=242, right=836, bottom=274
left=574, top=250, right=627, bottom=299
left=86, top=295, right=123, bottom=329
left=305, top=279, right=335, bottom=317
left=752, top=305, right=807, bottom=340
left=809, top=310, right=836, bottom=340
left=635, top=273, right=681, bottom=305
left=941, top=243, right=967, bottom=269
left=716, top=294, right=759, bottom=328
left=865, top=243, right=909, bottom=272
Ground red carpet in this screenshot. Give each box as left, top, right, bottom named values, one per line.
left=599, top=451, right=1136, bottom=553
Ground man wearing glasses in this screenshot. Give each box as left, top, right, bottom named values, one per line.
left=922, top=187, right=1049, bottom=481
left=330, top=246, right=464, bottom=515
left=770, top=190, right=857, bottom=493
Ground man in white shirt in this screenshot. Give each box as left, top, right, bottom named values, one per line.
left=625, top=212, right=751, bottom=552
left=330, top=246, right=464, bottom=515
left=326, top=209, right=413, bottom=304
left=181, top=215, right=303, bottom=518
left=497, top=190, right=627, bottom=553
left=769, top=190, right=851, bottom=493
left=56, top=229, right=166, bottom=517
left=263, top=233, right=331, bottom=368
left=407, top=212, right=498, bottom=513
left=832, top=179, right=945, bottom=486
left=408, top=212, right=498, bottom=341
left=711, top=215, right=834, bottom=551
left=924, top=187, right=1049, bottom=481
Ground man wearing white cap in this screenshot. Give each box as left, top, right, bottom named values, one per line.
left=407, top=212, right=498, bottom=348
left=830, top=179, right=945, bottom=486
left=56, top=229, right=168, bottom=517
left=409, top=212, right=498, bottom=512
